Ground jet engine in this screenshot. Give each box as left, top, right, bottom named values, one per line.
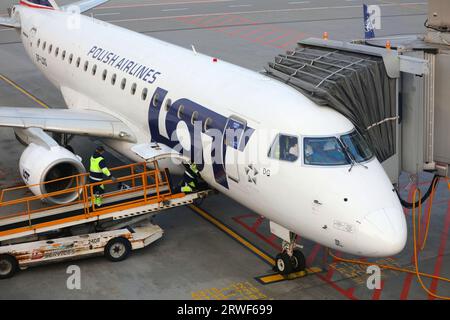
left=19, top=143, right=86, bottom=204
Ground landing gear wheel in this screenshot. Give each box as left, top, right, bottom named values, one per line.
left=0, top=255, right=18, bottom=279
left=105, top=237, right=132, bottom=262
left=291, top=250, right=306, bottom=272
left=275, top=253, right=293, bottom=275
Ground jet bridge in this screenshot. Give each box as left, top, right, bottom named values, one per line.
left=265, top=2, right=450, bottom=184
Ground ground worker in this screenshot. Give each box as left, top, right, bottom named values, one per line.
left=89, top=146, right=116, bottom=207
left=181, top=162, right=200, bottom=193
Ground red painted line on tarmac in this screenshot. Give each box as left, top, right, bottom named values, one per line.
left=234, top=213, right=257, bottom=220
left=326, top=251, right=342, bottom=280
left=232, top=216, right=282, bottom=251
left=315, top=273, right=358, bottom=300
left=399, top=179, right=433, bottom=190
left=346, top=287, right=356, bottom=296
left=202, top=15, right=237, bottom=27
left=264, top=31, right=296, bottom=44
left=238, top=26, right=271, bottom=39
left=195, top=15, right=226, bottom=26
left=250, top=216, right=264, bottom=232
left=254, top=29, right=279, bottom=40
left=306, top=244, right=322, bottom=266
left=186, top=16, right=208, bottom=25
left=428, top=200, right=450, bottom=300
left=278, top=33, right=307, bottom=48
left=372, top=281, right=385, bottom=300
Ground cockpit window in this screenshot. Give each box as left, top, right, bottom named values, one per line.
left=340, top=130, right=374, bottom=162
left=304, top=137, right=350, bottom=166
left=268, top=134, right=299, bottom=162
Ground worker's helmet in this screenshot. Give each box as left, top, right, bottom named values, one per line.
left=96, top=146, right=105, bottom=153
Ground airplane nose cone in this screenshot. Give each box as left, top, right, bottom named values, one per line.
left=362, top=207, right=407, bottom=257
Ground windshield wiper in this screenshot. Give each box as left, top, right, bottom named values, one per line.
left=342, top=144, right=368, bottom=172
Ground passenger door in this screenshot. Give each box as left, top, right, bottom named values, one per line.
left=224, top=116, right=247, bottom=183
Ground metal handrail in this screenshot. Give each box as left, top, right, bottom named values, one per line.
left=0, top=162, right=171, bottom=230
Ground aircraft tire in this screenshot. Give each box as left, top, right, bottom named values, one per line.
left=276, top=253, right=293, bottom=275
left=291, top=249, right=306, bottom=272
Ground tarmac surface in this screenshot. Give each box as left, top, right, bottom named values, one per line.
left=0, top=0, right=449, bottom=300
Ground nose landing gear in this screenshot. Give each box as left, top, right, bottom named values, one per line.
left=275, top=234, right=306, bottom=275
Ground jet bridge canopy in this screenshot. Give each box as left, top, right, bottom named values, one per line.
left=265, top=44, right=397, bottom=163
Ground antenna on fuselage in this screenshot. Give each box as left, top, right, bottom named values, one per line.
left=191, top=45, right=198, bottom=55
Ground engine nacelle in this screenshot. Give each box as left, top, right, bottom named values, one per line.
left=19, top=143, right=86, bottom=204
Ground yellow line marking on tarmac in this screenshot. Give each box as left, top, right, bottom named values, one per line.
left=190, top=205, right=276, bottom=266
left=256, top=267, right=322, bottom=285
left=0, top=74, right=49, bottom=109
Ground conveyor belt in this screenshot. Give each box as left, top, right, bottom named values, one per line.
left=0, top=186, right=170, bottom=232
left=0, top=188, right=211, bottom=242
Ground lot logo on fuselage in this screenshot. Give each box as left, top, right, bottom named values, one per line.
left=148, top=87, right=254, bottom=189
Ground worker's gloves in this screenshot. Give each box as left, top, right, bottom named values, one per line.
left=110, top=176, right=117, bottom=182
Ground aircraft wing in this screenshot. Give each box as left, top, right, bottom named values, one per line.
left=61, top=0, right=110, bottom=13
left=0, top=107, right=136, bottom=142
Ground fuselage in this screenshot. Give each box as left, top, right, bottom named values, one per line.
left=15, top=4, right=407, bottom=257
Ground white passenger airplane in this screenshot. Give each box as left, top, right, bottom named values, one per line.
left=0, top=0, right=407, bottom=273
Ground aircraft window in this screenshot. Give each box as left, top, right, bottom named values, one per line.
left=92, top=64, right=97, bottom=76
left=177, top=105, right=184, bottom=119
left=153, top=93, right=159, bottom=107
left=84, top=61, right=89, bottom=72
left=142, top=88, right=148, bottom=100
left=225, top=118, right=246, bottom=149
left=121, top=78, right=127, bottom=90
left=62, top=50, right=66, bottom=60
left=165, top=99, right=171, bottom=111
left=304, top=137, right=350, bottom=166
left=49, top=44, right=52, bottom=54
left=204, top=118, right=213, bottom=131
left=131, top=83, right=137, bottom=95
left=42, top=41, right=46, bottom=50
left=69, top=54, right=73, bottom=64
left=37, top=39, right=41, bottom=48
left=268, top=134, right=299, bottom=162
left=111, top=74, right=117, bottom=85
left=76, top=57, right=81, bottom=68
left=340, top=130, right=374, bottom=163
left=102, top=69, right=107, bottom=81
left=191, top=111, right=199, bottom=125
left=55, top=47, right=59, bottom=57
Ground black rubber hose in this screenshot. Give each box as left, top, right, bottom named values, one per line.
left=396, top=175, right=440, bottom=209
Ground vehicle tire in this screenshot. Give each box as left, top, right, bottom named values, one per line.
left=275, top=253, right=293, bottom=275
left=0, top=254, right=18, bottom=279
left=104, top=237, right=132, bottom=262
left=291, top=249, right=306, bottom=272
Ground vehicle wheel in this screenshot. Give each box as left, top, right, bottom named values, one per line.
left=0, top=255, right=18, bottom=279
left=275, top=253, right=293, bottom=275
left=291, top=249, right=306, bottom=272
left=105, top=237, right=132, bottom=262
